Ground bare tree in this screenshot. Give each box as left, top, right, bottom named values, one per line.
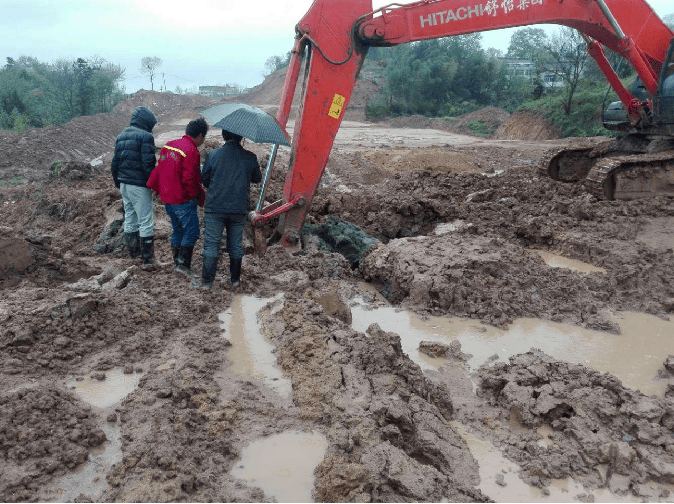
left=545, top=27, right=590, bottom=115
left=664, top=13, right=674, bottom=30
left=140, top=56, right=162, bottom=90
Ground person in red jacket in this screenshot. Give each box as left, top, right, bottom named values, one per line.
left=147, top=118, right=208, bottom=275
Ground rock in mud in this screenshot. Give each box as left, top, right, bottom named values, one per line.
left=302, top=215, right=380, bottom=267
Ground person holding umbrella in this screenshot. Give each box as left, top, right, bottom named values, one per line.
left=195, top=103, right=290, bottom=289
left=197, top=129, right=261, bottom=288
left=147, top=118, right=208, bottom=275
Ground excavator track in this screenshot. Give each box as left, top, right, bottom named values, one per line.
left=584, top=150, right=674, bottom=200
left=540, top=136, right=674, bottom=200
left=539, top=140, right=615, bottom=182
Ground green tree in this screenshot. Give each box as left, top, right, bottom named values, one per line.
left=140, top=56, right=162, bottom=90
left=263, top=52, right=291, bottom=77
left=506, top=27, right=549, bottom=62
left=0, top=54, right=125, bottom=129
left=46, top=58, right=78, bottom=121
left=74, top=58, right=94, bottom=115
left=545, top=27, right=590, bottom=115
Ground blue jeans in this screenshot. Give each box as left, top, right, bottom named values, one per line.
left=120, top=183, right=154, bottom=237
left=165, top=200, right=200, bottom=248
left=203, top=213, right=246, bottom=259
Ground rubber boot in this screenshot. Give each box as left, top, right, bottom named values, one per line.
left=230, top=257, right=242, bottom=287
left=175, top=246, right=194, bottom=276
left=126, top=231, right=141, bottom=259
left=171, top=244, right=180, bottom=266
left=193, top=255, right=218, bottom=289
left=140, top=236, right=156, bottom=265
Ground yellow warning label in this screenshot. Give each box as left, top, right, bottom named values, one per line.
left=328, top=94, right=345, bottom=119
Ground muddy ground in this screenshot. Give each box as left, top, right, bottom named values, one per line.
left=2, top=87, right=674, bottom=503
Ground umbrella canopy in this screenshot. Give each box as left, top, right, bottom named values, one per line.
left=200, top=103, right=291, bottom=147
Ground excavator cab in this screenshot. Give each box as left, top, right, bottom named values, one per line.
left=654, top=38, right=674, bottom=129
left=602, top=79, right=648, bottom=130
left=603, top=37, right=674, bottom=132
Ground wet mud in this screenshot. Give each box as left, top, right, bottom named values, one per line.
left=2, top=90, right=674, bottom=502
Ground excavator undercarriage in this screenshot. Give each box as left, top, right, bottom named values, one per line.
left=540, top=41, right=674, bottom=201
left=541, top=134, right=674, bottom=200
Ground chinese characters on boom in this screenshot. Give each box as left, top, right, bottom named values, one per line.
left=419, top=0, right=544, bottom=28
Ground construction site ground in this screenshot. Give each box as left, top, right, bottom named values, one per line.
left=2, top=86, right=674, bottom=503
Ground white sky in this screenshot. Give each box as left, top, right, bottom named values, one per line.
left=2, top=0, right=672, bottom=94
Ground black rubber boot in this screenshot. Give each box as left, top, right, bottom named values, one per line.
left=171, top=244, right=180, bottom=266
left=230, top=257, right=242, bottom=287
left=197, top=255, right=218, bottom=289
left=140, top=236, right=155, bottom=265
left=175, top=246, right=194, bottom=276
left=126, top=231, right=141, bottom=259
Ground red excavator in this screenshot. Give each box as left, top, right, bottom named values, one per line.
left=249, top=0, right=674, bottom=254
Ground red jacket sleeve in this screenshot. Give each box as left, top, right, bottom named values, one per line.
left=182, top=144, right=205, bottom=206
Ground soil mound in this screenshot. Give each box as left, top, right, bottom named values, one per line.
left=381, top=107, right=511, bottom=137
left=494, top=110, right=561, bottom=140
left=228, top=66, right=381, bottom=121
left=0, top=91, right=221, bottom=183
left=113, top=90, right=219, bottom=124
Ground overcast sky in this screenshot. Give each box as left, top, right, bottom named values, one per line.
left=3, top=0, right=673, bottom=94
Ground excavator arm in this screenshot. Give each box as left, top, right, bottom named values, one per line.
left=249, top=0, right=674, bottom=253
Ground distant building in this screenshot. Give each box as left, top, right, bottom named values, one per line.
left=500, top=58, right=536, bottom=79
left=499, top=58, right=565, bottom=90
left=198, top=85, right=240, bottom=97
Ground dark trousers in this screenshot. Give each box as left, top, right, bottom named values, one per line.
left=203, top=212, right=246, bottom=259
left=165, top=200, right=200, bottom=248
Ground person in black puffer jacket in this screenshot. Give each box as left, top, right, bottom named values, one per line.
left=111, top=106, right=158, bottom=264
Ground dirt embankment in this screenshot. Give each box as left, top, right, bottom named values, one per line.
left=2, top=88, right=674, bottom=503
left=494, top=110, right=562, bottom=140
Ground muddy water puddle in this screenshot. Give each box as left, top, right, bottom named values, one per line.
left=230, top=430, right=327, bottom=502
left=50, top=423, right=122, bottom=503
left=451, top=421, right=638, bottom=503
left=219, top=294, right=291, bottom=397
left=52, top=368, right=140, bottom=501
left=68, top=367, right=141, bottom=409
left=350, top=299, right=674, bottom=397
left=530, top=249, right=606, bottom=274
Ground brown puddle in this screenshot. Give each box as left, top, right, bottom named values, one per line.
left=69, top=367, right=141, bottom=409
left=53, top=368, right=139, bottom=501
left=218, top=294, right=291, bottom=397
left=230, top=430, right=327, bottom=502
left=530, top=249, right=606, bottom=274
left=451, top=421, right=639, bottom=503
left=350, top=300, right=674, bottom=397
left=50, top=423, right=122, bottom=503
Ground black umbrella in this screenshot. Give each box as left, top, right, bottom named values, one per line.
left=200, top=103, right=291, bottom=146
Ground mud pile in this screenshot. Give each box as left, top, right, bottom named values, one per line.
left=382, top=107, right=512, bottom=137
left=494, top=111, right=561, bottom=140
left=232, top=65, right=381, bottom=121
left=473, top=350, right=674, bottom=497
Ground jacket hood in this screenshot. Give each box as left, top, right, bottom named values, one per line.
left=130, top=106, right=157, bottom=132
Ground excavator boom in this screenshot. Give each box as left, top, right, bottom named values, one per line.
left=250, top=0, right=674, bottom=253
